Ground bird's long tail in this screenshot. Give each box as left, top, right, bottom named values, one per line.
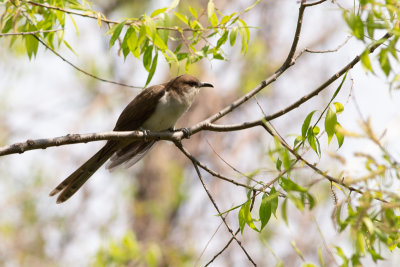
left=49, top=141, right=117, bottom=204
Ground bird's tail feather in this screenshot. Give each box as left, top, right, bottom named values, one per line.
left=49, top=141, right=117, bottom=203
left=106, top=140, right=155, bottom=170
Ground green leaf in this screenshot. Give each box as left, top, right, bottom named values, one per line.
left=282, top=148, right=291, bottom=171
left=334, top=102, right=344, bottom=113
left=145, top=52, right=158, bottom=87
left=244, top=0, right=262, bottom=13
left=220, top=14, right=233, bottom=25
left=122, top=27, right=134, bottom=59
left=151, top=7, right=167, bottom=18
left=213, top=53, right=224, bottom=60
left=168, top=0, right=180, bottom=10
left=379, top=48, right=391, bottom=76
left=207, top=0, right=215, bottom=19
left=318, top=247, right=325, bottom=267
left=188, top=6, right=198, bottom=18
left=259, top=194, right=272, bottom=230
left=229, top=26, right=238, bottom=46
left=301, top=111, right=316, bottom=139
left=207, top=1, right=218, bottom=28
left=153, top=34, right=168, bottom=51
left=279, top=177, right=307, bottom=192
left=325, top=107, right=337, bottom=144
left=238, top=203, right=246, bottom=234
left=157, top=13, right=170, bottom=45
left=127, top=28, right=139, bottom=58
left=63, top=40, right=77, bottom=56
left=137, top=25, right=147, bottom=49
left=243, top=201, right=258, bottom=232
left=335, top=246, right=349, bottom=266
left=174, top=12, right=189, bottom=25
left=1, top=17, right=13, bottom=33
left=108, top=20, right=126, bottom=48
left=144, top=15, right=157, bottom=39
left=353, top=15, right=364, bottom=40
left=238, top=19, right=249, bottom=54
left=270, top=187, right=279, bottom=218
left=313, top=126, right=320, bottom=135
left=366, top=12, right=374, bottom=38
left=307, top=128, right=320, bottom=156
left=143, top=45, right=153, bottom=71
left=276, top=158, right=282, bottom=171
left=25, top=34, right=39, bottom=59
left=344, top=12, right=364, bottom=40
left=216, top=30, right=228, bottom=48
left=361, top=50, right=373, bottom=72
left=281, top=198, right=288, bottom=225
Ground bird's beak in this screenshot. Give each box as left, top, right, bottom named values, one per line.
left=200, top=82, right=214, bottom=88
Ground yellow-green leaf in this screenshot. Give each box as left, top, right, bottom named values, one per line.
left=229, top=26, right=238, bottom=46
left=108, top=20, right=126, bottom=48
left=361, top=50, right=373, bottom=72
left=333, top=102, right=344, bottom=113
left=325, top=107, right=337, bottom=144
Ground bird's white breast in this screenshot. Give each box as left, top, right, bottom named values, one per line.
left=142, top=87, right=199, bottom=131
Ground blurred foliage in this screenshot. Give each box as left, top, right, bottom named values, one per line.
left=0, top=0, right=257, bottom=85
left=2, top=0, right=400, bottom=266
left=93, top=231, right=194, bottom=267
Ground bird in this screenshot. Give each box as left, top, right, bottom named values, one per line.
left=49, top=74, right=213, bottom=203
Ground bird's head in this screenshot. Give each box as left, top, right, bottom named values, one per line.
left=167, top=74, right=213, bottom=96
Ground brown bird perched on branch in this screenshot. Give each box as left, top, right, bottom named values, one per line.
left=50, top=74, right=213, bottom=203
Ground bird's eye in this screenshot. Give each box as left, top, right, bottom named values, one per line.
left=187, top=81, right=197, bottom=87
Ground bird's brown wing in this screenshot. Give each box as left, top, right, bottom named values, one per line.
left=104, top=84, right=166, bottom=170
left=113, top=84, right=166, bottom=131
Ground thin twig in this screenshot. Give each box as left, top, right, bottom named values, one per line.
left=23, top=0, right=140, bottom=26
left=195, top=216, right=226, bottom=267
left=303, top=0, right=328, bottom=7
left=204, top=187, right=258, bottom=266
left=0, top=28, right=63, bottom=36
left=294, top=35, right=352, bottom=60
left=204, top=228, right=240, bottom=267
left=190, top=1, right=311, bottom=135
left=22, top=0, right=219, bottom=32
left=176, top=144, right=263, bottom=191
left=259, top=122, right=388, bottom=203
left=176, top=143, right=257, bottom=266
left=205, top=139, right=259, bottom=184
left=33, top=36, right=143, bottom=88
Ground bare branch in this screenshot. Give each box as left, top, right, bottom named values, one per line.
left=303, top=0, right=328, bottom=7
left=0, top=130, right=183, bottom=156
left=263, top=32, right=392, bottom=122
left=0, top=28, right=63, bottom=36
left=175, top=143, right=261, bottom=191
left=33, top=36, right=143, bottom=89
left=175, top=143, right=257, bottom=266
left=190, top=1, right=317, bottom=135
left=260, top=122, right=389, bottom=203
left=23, top=0, right=140, bottom=26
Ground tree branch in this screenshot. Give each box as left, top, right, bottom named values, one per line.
left=33, top=35, right=143, bottom=89
left=0, top=28, right=63, bottom=36
left=179, top=143, right=257, bottom=266
left=0, top=130, right=183, bottom=156
left=189, top=0, right=319, bottom=135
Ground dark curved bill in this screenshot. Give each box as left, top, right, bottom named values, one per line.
left=200, top=82, right=214, bottom=88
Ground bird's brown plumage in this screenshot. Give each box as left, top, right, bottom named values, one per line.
left=50, top=74, right=212, bottom=203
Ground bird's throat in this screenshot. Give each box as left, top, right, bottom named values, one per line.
left=141, top=87, right=198, bottom=131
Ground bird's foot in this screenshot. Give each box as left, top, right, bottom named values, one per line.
left=141, top=129, right=151, bottom=142
left=170, top=127, right=191, bottom=139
